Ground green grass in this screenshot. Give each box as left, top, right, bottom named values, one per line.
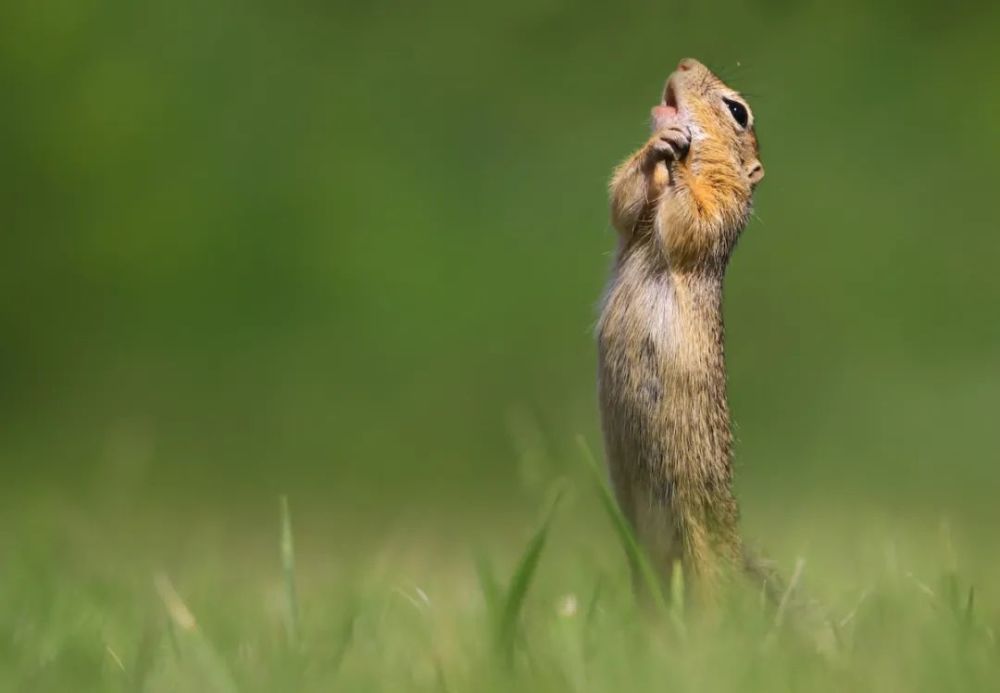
left=3, top=480, right=999, bottom=693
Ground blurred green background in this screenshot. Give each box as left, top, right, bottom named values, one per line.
left=2, top=0, right=999, bottom=533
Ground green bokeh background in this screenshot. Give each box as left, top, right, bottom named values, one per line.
left=2, top=0, right=999, bottom=529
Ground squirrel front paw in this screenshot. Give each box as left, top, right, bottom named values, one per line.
left=649, top=125, right=691, bottom=163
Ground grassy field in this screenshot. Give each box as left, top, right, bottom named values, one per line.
left=5, top=463, right=1000, bottom=692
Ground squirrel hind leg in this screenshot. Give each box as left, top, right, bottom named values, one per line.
left=631, top=492, right=684, bottom=598
left=664, top=499, right=745, bottom=606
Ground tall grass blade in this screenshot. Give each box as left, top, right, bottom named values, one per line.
left=943, top=570, right=960, bottom=615
left=763, top=556, right=805, bottom=648
left=280, top=494, right=301, bottom=649
left=328, top=605, right=358, bottom=675
left=576, top=435, right=668, bottom=617
left=963, top=586, right=976, bottom=637
left=669, top=561, right=687, bottom=639
left=475, top=552, right=502, bottom=623
left=495, top=486, right=564, bottom=665
left=584, top=577, right=603, bottom=630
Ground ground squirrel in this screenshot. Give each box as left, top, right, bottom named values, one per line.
left=597, top=58, right=765, bottom=603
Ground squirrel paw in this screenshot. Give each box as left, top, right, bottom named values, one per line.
left=648, top=125, right=691, bottom=163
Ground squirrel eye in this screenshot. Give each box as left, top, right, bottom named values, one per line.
left=723, top=98, right=749, bottom=128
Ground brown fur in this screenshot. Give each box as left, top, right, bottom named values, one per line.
left=597, top=58, right=764, bottom=603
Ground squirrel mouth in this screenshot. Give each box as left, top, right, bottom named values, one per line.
left=651, top=78, right=680, bottom=123
left=663, top=79, right=679, bottom=110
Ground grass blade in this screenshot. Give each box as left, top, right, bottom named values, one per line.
left=669, top=560, right=687, bottom=639
left=328, top=605, right=358, bottom=675
left=280, top=494, right=301, bottom=649
left=496, top=486, right=564, bottom=665
left=763, top=556, right=806, bottom=648
left=584, top=576, right=603, bottom=631
left=576, top=436, right=668, bottom=618
left=475, top=552, right=502, bottom=623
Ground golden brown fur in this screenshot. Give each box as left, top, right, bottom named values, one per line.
left=597, top=58, right=764, bottom=603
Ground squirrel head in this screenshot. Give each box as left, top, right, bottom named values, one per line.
left=650, top=58, right=763, bottom=270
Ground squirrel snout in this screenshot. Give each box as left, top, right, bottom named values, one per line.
left=677, top=58, right=700, bottom=72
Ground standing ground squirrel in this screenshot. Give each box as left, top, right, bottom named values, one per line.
left=597, top=58, right=765, bottom=603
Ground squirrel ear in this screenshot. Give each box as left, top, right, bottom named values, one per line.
left=747, top=160, right=764, bottom=185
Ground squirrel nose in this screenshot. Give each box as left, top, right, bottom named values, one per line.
left=677, top=58, right=697, bottom=71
